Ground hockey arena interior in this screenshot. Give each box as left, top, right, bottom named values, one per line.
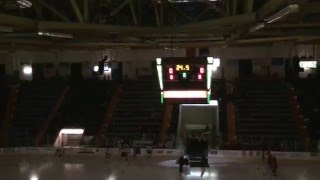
left=0, top=0, right=320, bottom=179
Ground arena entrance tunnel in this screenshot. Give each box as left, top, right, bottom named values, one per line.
left=176, top=100, right=220, bottom=157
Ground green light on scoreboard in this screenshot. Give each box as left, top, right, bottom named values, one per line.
left=182, top=72, right=187, bottom=79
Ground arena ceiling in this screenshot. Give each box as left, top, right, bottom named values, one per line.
left=0, top=0, right=319, bottom=50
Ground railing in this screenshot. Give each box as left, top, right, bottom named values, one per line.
left=35, top=86, right=70, bottom=146
left=225, top=135, right=304, bottom=152
left=287, top=86, right=309, bottom=151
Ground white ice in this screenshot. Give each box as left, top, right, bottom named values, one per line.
left=0, top=154, right=319, bottom=180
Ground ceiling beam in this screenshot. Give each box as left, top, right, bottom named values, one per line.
left=83, top=0, right=89, bottom=22
left=245, top=0, right=254, bottom=13
left=171, top=4, right=193, bottom=21
left=38, top=0, right=71, bottom=22
left=248, top=29, right=320, bottom=37
left=180, top=13, right=256, bottom=31
left=232, top=0, right=237, bottom=15
left=0, top=14, right=36, bottom=30
left=152, top=1, right=161, bottom=27
left=30, top=0, right=43, bottom=19
left=129, top=0, right=138, bottom=26
left=300, top=2, right=320, bottom=15
left=0, top=13, right=255, bottom=37
left=257, top=0, right=289, bottom=20
left=266, top=22, right=320, bottom=28
left=69, top=0, right=84, bottom=23
left=109, top=0, right=130, bottom=16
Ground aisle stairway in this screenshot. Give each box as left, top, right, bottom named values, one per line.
left=107, top=80, right=163, bottom=146
left=46, top=81, right=113, bottom=144
left=10, top=81, right=65, bottom=147
left=235, top=79, right=299, bottom=150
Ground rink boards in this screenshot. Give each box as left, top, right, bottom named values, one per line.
left=0, top=147, right=320, bottom=161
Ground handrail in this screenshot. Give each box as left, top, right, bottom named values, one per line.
left=288, top=86, right=309, bottom=151
left=35, top=86, right=70, bottom=146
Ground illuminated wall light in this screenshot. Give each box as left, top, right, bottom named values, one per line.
left=198, top=74, right=202, bottom=80
left=93, top=66, right=99, bottom=72
left=163, top=90, right=207, bottom=98
left=156, top=58, right=162, bottom=65
left=156, top=65, right=163, bottom=90
left=169, top=68, right=173, bottom=74
left=23, top=65, right=32, bottom=75
left=30, top=174, right=38, bottom=180
left=169, top=74, right=174, bottom=80
left=207, top=64, right=213, bottom=89
left=60, top=128, right=84, bottom=135
left=200, top=67, right=204, bottom=74
left=212, top=65, right=218, bottom=71
left=213, top=58, right=220, bottom=67
left=209, top=100, right=218, bottom=106
left=299, top=61, right=317, bottom=69
left=207, top=57, right=214, bottom=64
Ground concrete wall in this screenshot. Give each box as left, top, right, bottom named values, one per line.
left=0, top=44, right=319, bottom=81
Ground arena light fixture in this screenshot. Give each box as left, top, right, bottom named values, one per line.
left=17, top=0, right=32, bottom=8
left=60, top=128, right=84, bottom=135
left=265, top=4, right=299, bottom=24
left=163, top=90, right=207, bottom=98
left=38, top=31, right=73, bottom=39
left=249, top=23, right=265, bottom=32
left=23, top=65, right=32, bottom=75
left=93, top=66, right=99, bottom=72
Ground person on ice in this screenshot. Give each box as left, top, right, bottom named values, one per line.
left=178, top=156, right=184, bottom=173
left=271, top=155, right=278, bottom=177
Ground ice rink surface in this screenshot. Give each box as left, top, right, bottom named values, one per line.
left=0, top=154, right=320, bottom=180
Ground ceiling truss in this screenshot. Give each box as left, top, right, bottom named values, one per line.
left=0, top=0, right=318, bottom=50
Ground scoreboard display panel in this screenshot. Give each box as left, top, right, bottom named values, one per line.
left=163, top=62, right=207, bottom=90
left=156, top=57, right=219, bottom=104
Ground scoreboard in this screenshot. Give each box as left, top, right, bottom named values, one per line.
left=156, top=57, right=220, bottom=104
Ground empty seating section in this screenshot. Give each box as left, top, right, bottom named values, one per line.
left=47, top=81, right=113, bottom=144
left=293, top=78, right=320, bottom=150
left=107, top=80, right=163, bottom=146
left=234, top=79, right=299, bottom=151
left=10, top=81, right=65, bottom=147
left=0, top=83, right=8, bottom=124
